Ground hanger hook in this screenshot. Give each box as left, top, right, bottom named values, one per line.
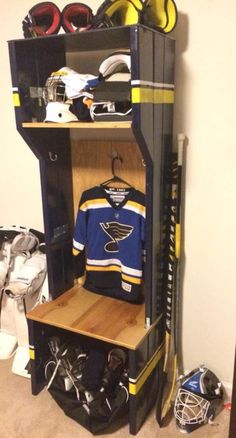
left=49, top=151, right=58, bottom=162
left=111, top=155, right=123, bottom=176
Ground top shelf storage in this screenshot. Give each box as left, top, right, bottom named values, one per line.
left=9, top=24, right=175, bottom=130
left=9, top=25, right=132, bottom=52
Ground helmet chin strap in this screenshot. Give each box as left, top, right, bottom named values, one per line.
left=208, top=415, right=219, bottom=426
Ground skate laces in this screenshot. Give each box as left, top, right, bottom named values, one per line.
left=45, top=338, right=130, bottom=420
left=46, top=337, right=88, bottom=397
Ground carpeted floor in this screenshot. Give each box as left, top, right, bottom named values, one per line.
left=0, top=358, right=230, bottom=438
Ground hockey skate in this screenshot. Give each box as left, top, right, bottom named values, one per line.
left=46, top=337, right=88, bottom=394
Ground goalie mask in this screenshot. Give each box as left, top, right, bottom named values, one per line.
left=22, top=2, right=61, bottom=38
left=43, top=70, right=78, bottom=123
left=174, top=366, right=224, bottom=434
left=43, top=67, right=99, bottom=122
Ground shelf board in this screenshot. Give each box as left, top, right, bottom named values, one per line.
left=22, top=121, right=132, bottom=129
left=27, top=285, right=152, bottom=350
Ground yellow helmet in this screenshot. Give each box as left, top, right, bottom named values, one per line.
left=144, top=0, right=177, bottom=33
left=94, top=0, right=144, bottom=28
left=93, top=0, right=177, bottom=33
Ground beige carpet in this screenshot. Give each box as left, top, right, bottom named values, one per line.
left=0, top=358, right=230, bottom=438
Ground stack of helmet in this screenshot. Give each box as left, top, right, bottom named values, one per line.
left=22, top=2, right=94, bottom=37
left=90, top=51, right=132, bottom=121
left=22, top=0, right=178, bottom=38
left=174, top=365, right=224, bottom=434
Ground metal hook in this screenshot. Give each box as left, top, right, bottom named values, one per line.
left=49, top=151, right=58, bottom=162
left=111, top=155, right=123, bottom=176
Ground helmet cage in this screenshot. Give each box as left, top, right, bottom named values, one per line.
left=174, top=388, right=210, bottom=426
left=43, top=73, right=69, bottom=105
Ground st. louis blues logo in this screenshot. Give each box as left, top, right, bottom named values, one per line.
left=100, top=221, right=133, bottom=252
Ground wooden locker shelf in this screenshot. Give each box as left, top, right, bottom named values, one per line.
left=27, top=285, right=151, bottom=350
left=22, top=121, right=132, bottom=129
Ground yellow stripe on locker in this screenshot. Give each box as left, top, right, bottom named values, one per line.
left=129, top=342, right=165, bottom=395
left=13, top=92, right=21, bottom=107
left=131, top=87, right=174, bottom=104
left=29, top=348, right=35, bottom=360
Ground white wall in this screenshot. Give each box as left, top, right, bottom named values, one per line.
left=172, top=1, right=236, bottom=393
left=1, top=1, right=235, bottom=393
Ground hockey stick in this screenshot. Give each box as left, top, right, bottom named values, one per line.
left=156, top=134, right=185, bottom=426
left=162, top=133, right=185, bottom=420
left=156, top=150, right=177, bottom=426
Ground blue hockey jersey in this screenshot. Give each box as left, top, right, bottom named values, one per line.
left=73, top=185, right=145, bottom=303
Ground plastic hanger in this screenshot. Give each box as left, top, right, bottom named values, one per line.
left=100, top=156, right=133, bottom=188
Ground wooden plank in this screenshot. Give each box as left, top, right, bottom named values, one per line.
left=22, top=122, right=132, bottom=129
left=27, top=286, right=150, bottom=349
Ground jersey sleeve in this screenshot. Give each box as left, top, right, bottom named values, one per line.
left=73, top=191, right=88, bottom=255
left=72, top=191, right=88, bottom=279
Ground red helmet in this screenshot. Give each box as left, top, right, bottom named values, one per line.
left=61, top=3, right=94, bottom=33
left=22, top=2, right=61, bottom=38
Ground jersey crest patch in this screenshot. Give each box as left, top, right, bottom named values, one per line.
left=100, top=221, right=133, bottom=252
